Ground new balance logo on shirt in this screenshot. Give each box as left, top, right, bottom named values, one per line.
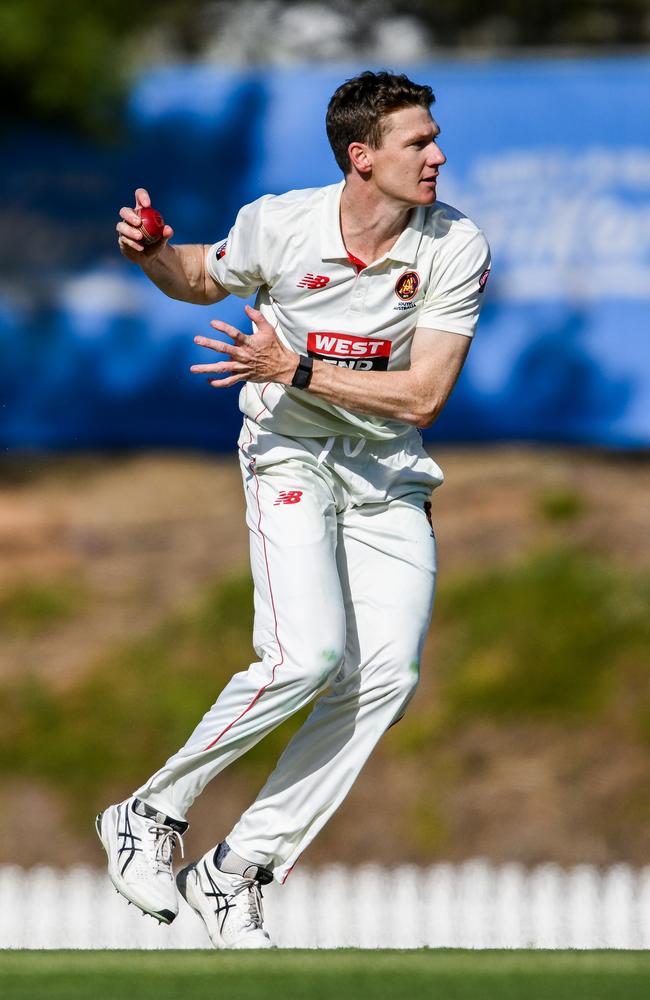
left=297, top=274, right=330, bottom=289
left=307, top=332, right=391, bottom=371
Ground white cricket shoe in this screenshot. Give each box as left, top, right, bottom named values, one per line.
left=95, top=797, right=187, bottom=924
left=176, top=845, right=274, bottom=949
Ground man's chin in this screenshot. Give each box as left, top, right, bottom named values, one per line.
left=418, top=184, right=437, bottom=204
left=396, top=185, right=437, bottom=209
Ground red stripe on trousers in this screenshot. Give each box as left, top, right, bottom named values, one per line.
left=201, top=443, right=285, bottom=751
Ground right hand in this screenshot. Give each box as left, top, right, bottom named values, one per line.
left=116, top=188, right=174, bottom=262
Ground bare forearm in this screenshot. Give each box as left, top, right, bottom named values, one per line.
left=296, top=329, right=471, bottom=427
left=298, top=361, right=439, bottom=427
left=141, top=244, right=225, bottom=305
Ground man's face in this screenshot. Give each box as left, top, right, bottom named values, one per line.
left=364, top=105, right=446, bottom=207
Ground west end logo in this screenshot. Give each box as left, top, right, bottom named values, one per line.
left=395, top=271, right=420, bottom=301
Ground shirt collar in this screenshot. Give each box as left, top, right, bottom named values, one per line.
left=320, top=181, right=348, bottom=261
left=387, top=208, right=425, bottom=265
left=320, top=180, right=425, bottom=266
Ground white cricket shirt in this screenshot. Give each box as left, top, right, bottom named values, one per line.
left=206, top=180, right=490, bottom=440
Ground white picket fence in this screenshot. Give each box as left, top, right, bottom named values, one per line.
left=2, top=861, right=650, bottom=949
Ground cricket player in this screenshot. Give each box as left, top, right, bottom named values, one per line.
left=96, top=70, right=490, bottom=948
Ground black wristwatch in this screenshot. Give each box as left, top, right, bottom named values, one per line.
left=291, top=354, right=314, bottom=390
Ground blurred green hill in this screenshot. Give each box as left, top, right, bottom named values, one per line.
left=1, top=448, right=649, bottom=869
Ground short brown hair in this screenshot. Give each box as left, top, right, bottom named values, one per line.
left=326, top=70, right=435, bottom=174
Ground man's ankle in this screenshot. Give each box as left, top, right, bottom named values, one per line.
left=212, top=840, right=273, bottom=884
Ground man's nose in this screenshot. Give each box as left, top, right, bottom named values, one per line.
left=429, top=142, right=446, bottom=166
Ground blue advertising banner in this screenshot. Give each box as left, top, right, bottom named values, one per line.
left=1, top=58, right=649, bottom=449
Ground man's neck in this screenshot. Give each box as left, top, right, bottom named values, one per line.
left=339, top=178, right=413, bottom=267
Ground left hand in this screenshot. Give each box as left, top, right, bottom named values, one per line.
left=190, top=305, right=298, bottom=388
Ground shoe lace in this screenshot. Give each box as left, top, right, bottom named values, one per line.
left=147, top=823, right=185, bottom=873
left=231, top=878, right=264, bottom=929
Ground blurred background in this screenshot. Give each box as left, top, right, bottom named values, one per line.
left=1, top=0, right=650, bottom=914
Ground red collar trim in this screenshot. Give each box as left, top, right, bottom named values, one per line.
left=347, top=251, right=367, bottom=272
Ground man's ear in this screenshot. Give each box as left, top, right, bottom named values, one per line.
left=348, top=141, right=373, bottom=176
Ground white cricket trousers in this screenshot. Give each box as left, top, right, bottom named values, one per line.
left=135, top=419, right=442, bottom=882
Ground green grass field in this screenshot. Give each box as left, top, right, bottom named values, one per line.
left=2, top=950, right=650, bottom=1000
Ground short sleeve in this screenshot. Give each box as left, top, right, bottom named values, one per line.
left=206, top=196, right=274, bottom=299
left=418, top=230, right=491, bottom=338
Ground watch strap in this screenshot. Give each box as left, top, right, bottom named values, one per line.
left=291, top=354, right=314, bottom=390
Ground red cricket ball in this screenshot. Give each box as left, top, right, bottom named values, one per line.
left=139, top=206, right=165, bottom=245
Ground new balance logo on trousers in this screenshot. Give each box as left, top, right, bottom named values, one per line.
left=274, top=490, right=303, bottom=505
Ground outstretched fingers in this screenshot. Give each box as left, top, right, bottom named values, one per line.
left=209, top=319, right=248, bottom=343
left=209, top=373, right=246, bottom=388
left=193, top=334, right=245, bottom=358
left=244, top=303, right=276, bottom=334
left=191, top=359, right=246, bottom=374
left=193, top=308, right=285, bottom=387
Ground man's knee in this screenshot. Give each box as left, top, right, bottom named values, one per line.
left=382, top=657, right=421, bottom=728
left=369, top=651, right=421, bottom=706
left=269, top=625, right=345, bottom=694
left=298, top=642, right=345, bottom=692
left=392, top=657, right=421, bottom=702
left=257, top=604, right=345, bottom=684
